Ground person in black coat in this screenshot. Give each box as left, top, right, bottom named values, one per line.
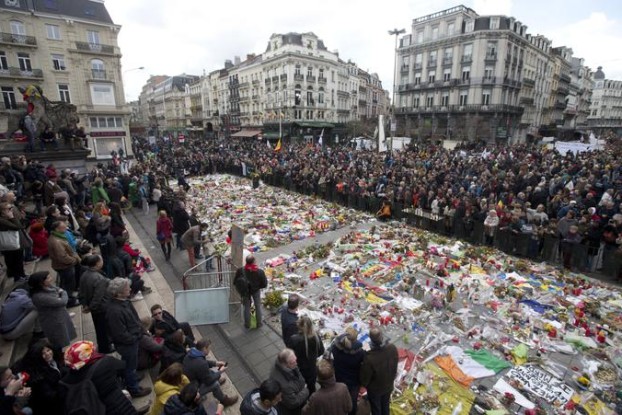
left=280, top=294, right=299, bottom=346
left=13, top=339, right=67, bottom=415
left=160, top=329, right=187, bottom=373
left=287, top=316, right=324, bottom=395
left=172, top=202, right=191, bottom=250
left=330, top=327, right=365, bottom=415
left=150, top=304, right=195, bottom=347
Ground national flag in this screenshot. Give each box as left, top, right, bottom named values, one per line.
left=318, top=128, right=324, bottom=147
left=274, top=137, right=282, bottom=152
left=434, top=346, right=496, bottom=387
left=497, top=200, right=504, bottom=209
left=266, top=139, right=271, bottom=149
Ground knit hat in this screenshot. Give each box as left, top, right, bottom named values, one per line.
left=64, top=341, right=103, bottom=370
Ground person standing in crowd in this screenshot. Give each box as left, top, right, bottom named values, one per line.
left=156, top=210, right=174, bottom=261
left=281, top=294, right=300, bottom=346
left=47, top=220, right=81, bottom=307
left=91, top=177, right=111, bottom=205
left=172, top=201, right=191, bottom=250
left=240, top=379, right=282, bottom=415
left=359, top=328, right=398, bottom=415
left=234, top=254, right=268, bottom=329
left=331, top=326, right=365, bottom=415
left=182, top=338, right=238, bottom=407
left=302, top=360, right=352, bottom=415
left=105, top=277, right=152, bottom=398
left=181, top=222, right=208, bottom=267
left=288, top=316, right=324, bottom=394
left=0, top=202, right=27, bottom=283
left=23, top=112, right=37, bottom=153
left=78, top=254, right=114, bottom=354
left=139, top=181, right=150, bottom=216
left=269, top=348, right=309, bottom=415
left=28, top=271, right=76, bottom=350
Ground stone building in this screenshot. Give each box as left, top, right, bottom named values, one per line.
left=588, top=66, right=622, bottom=136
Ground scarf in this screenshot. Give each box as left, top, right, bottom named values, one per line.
left=245, top=263, right=258, bottom=272
left=51, top=230, right=67, bottom=240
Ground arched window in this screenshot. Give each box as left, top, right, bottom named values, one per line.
left=10, top=20, right=25, bottom=35
left=91, top=59, right=105, bottom=79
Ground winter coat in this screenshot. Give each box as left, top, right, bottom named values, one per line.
left=240, top=389, right=279, bottom=415
left=280, top=308, right=298, bottom=345
left=91, top=184, right=110, bottom=204
left=182, top=347, right=221, bottom=388
left=78, top=268, right=110, bottom=313
left=172, top=207, right=191, bottom=235
left=234, top=266, right=268, bottom=295
left=181, top=225, right=204, bottom=249
left=138, top=333, right=164, bottom=370
left=106, top=297, right=142, bottom=346
left=19, top=359, right=67, bottom=415
left=61, top=356, right=139, bottom=415
left=288, top=333, right=325, bottom=382
left=160, top=339, right=187, bottom=372
left=29, top=227, right=49, bottom=257
left=269, top=360, right=309, bottom=415
left=47, top=232, right=80, bottom=271
left=157, top=216, right=174, bottom=241
left=31, top=286, right=76, bottom=349
left=302, top=376, right=352, bottom=415
left=331, top=334, right=365, bottom=389
left=150, top=375, right=190, bottom=415
left=0, top=288, right=35, bottom=334
left=359, top=340, right=398, bottom=395
left=150, top=310, right=183, bottom=338
left=163, top=394, right=208, bottom=415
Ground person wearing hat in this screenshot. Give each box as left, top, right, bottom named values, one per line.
left=359, top=328, right=398, bottom=415
left=28, top=270, right=76, bottom=350
left=61, top=340, right=148, bottom=414
left=330, top=326, right=365, bottom=415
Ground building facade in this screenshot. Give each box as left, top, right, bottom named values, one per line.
left=136, top=32, right=390, bottom=142
left=588, top=67, right=622, bottom=136
left=0, top=0, right=132, bottom=159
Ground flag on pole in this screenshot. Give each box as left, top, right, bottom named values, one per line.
left=318, top=128, right=324, bottom=147
left=266, top=139, right=271, bottom=149
left=274, top=137, right=282, bottom=152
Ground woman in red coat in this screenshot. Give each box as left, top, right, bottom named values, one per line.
left=29, top=221, right=49, bottom=258
left=156, top=210, right=174, bottom=261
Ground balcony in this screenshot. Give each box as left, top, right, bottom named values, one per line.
left=461, top=55, right=472, bottom=63
left=252, top=94, right=259, bottom=100
left=265, top=78, right=271, bottom=85
left=557, top=86, right=569, bottom=96
left=442, top=57, right=453, bottom=66
left=239, top=82, right=250, bottom=88
left=522, top=77, right=535, bottom=87
left=400, top=65, right=409, bottom=74
left=0, top=32, right=37, bottom=47
left=427, top=59, right=437, bottom=68
left=485, top=52, right=497, bottom=62
left=560, top=73, right=571, bottom=83
left=89, top=69, right=109, bottom=80
left=271, top=76, right=279, bottom=83
left=318, top=76, right=327, bottom=84
left=396, top=104, right=524, bottom=115
left=252, top=79, right=259, bottom=85
left=414, top=63, right=423, bottom=70
left=0, top=67, right=44, bottom=80
left=503, top=78, right=521, bottom=88
left=75, top=41, right=115, bottom=55
left=306, top=75, right=316, bottom=83
left=519, top=97, right=534, bottom=105
left=554, top=101, right=566, bottom=110
left=481, top=76, right=496, bottom=85
left=294, top=73, right=304, bottom=81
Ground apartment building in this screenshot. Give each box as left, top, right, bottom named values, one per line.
left=0, top=0, right=132, bottom=158
left=588, top=67, right=622, bottom=135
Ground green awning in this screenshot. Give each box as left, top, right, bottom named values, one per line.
left=263, top=132, right=282, bottom=139
left=293, top=121, right=334, bottom=128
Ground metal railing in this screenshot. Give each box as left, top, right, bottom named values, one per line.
left=182, top=254, right=234, bottom=290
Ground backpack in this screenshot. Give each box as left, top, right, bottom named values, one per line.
left=60, top=360, right=106, bottom=415
left=233, top=269, right=251, bottom=297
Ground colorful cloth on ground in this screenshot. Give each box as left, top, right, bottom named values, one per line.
left=464, top=349, right=512, bottom=373
left=511, top=343, right=529, bottom=365
left=434, top=346, right=496, bottom=387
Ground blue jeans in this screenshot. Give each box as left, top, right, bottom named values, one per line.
left=367, top=391, right=391, bottom=415
left=115, top=342, right=139, bottom=393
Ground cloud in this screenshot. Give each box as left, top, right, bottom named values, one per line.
left=473, top=0, right=513, bottom=15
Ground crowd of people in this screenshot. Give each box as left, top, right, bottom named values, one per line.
left=1, top=131, right=622, bottom=414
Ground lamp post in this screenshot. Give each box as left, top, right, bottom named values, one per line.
left=388, top=28, right=405, bottom=154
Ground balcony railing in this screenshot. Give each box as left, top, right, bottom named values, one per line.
left=318, top=76, right=327, bottom=84
left=557, top=86, right=569, bottom=95
left=280, top=74, right=287, bottom=81
left=90, top=69, right=108, bottom=80
left=271, top=76, right=279, bottom=83
left=396, top=104, right=524, bottom=115
left=427, top=59, right=437, bottom=68
left=306, top=75, right=316, bottom=83
left=239, top=82, right=250, bottom=88
left=519, top=97, right=534, bottom=105
left=265, top=78, right=271, bottom=85
left=554, top=101, right=566, bottom=110
left=414, top=63, right=423, bottom=70
left=485, top=52, right=497, bottom=61
left=294, top=73, right=304, bottom=81
left=481, top=76, right=496, bottom=84
left=252, top=95, right=260, bottom=100
left=442, top=57, right=453, bottom=65
left=461, top=55, right=472, bottom=63
left=75, top=41, right=115, bottom=54
left=400, top=65, right=409, bottom=73
left=560, top=73, right=571, bottom=83
left=252, top=79, right=259, bottom=85
left=522, top=77, right=535, bottom=87
left=0, top=67, right=44, bottom=80
left=0, top=32, right=37, bottom=47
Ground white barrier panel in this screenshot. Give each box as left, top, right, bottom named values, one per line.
left=174, top=287, right=230, bottom=325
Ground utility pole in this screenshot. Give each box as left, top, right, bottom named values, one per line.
left=388, top=28, right=405, bottom=154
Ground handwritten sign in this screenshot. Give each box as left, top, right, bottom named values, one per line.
left=507, top=365, right=573, bottom=405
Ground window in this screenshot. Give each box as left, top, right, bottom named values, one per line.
left=91, top=59, right=105, bottom=79
left=307, top=66, right=313, bottom=77
left=46, top=24, right=61, bottom=40
left=413, top=95, right=420, bottom=108
left=441, top=92, right=449, bottom=107
left=10, top=20, right=25, bottom=35
left=429, top=50, right=437, bottom=65
left=463, top=44, right=472, bottom=60
left=426, top=95, right=434, bottom=107
left=428, top=71, right=435, bottom=83
left=52, top=54, right=65, bottom=70
left=447, top=22, right=455, bottom=36
left=482, top=89, right=491, bottom=105
left=90, top=116, right=123, bottom=128
left=87, top=30, right=100, bottom=45
left=294, top=85, right=301, bottom=105
left=58, top=84, right=71, bottom=103
left=486, top=42, right=497, bottom=58
left=17, top=52, right=31, bottom=71
left=1, top=86, right=16, bottom=110
left=414, top=73, right=421, bottom=85
left=465, top=20, right=474, bottom=32
left=306, top=89, right=314, bottom=106
left=490, top=17, right=500, bottom=30
left=319, top=68, right=324, bottom=79
left=317, top=111, right=324, bottom=119
left=415, top=53, right=422, bottom=68
left=295, top=64, right=301, bottom=76
left=402, top=56, right=410, bottom=68
left=416, top=31, right=423, bottom=43
left=0, top=52, right=7, bottom=70
left=318, top=87, right=324, bottom=104
left=90, top=83, right=115, bottom=105
left=305, top=110, right=312, bottom=119
left=484, top=66, right=494, bottom=79
left=459, top=91, right=468, bottom=106
left=432, top=26, right=439, bottom=40
left=294, top=109, right=302, bottom=119
left=444, top=48, right=452, bottom=59
left=443, top=69, right=451, bottom=82
left=461, top=66, right=470, bottom=81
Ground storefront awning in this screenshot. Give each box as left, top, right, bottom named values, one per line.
left=231, top=129, right=262, bottom=138
left=293, top=122, right=335, bottom=128
left=263, top=132, right=282, bottom=139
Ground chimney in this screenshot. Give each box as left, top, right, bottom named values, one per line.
left=224, top=60, right=233, bottom=69
left=247, top=53, right=256, bottom=61
left=234, top=56, right=241, bottom=65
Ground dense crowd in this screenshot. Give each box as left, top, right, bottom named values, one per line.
left=1, top=132, right=622, bottom=415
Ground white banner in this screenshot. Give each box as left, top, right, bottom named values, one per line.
left=507, top=365, right=573, bottom=404
left=554, top=141, right=603, bottom=155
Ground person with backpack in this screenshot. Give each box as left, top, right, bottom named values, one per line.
left=60, top=340, right=145, bottom=415
left=233, top=255, right=268, bottom=329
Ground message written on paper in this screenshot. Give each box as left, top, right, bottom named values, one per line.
left=507, top=365, right=573, bottom=405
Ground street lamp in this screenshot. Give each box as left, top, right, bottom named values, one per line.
left=388, top=28, right=405, bottom=153
left=123, top=66, right=145, bottom=74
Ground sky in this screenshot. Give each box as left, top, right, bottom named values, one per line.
left=105, top=0, right=622, bottom=102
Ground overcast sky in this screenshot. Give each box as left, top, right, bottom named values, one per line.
left=106, top=0, right=622, bottom=102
